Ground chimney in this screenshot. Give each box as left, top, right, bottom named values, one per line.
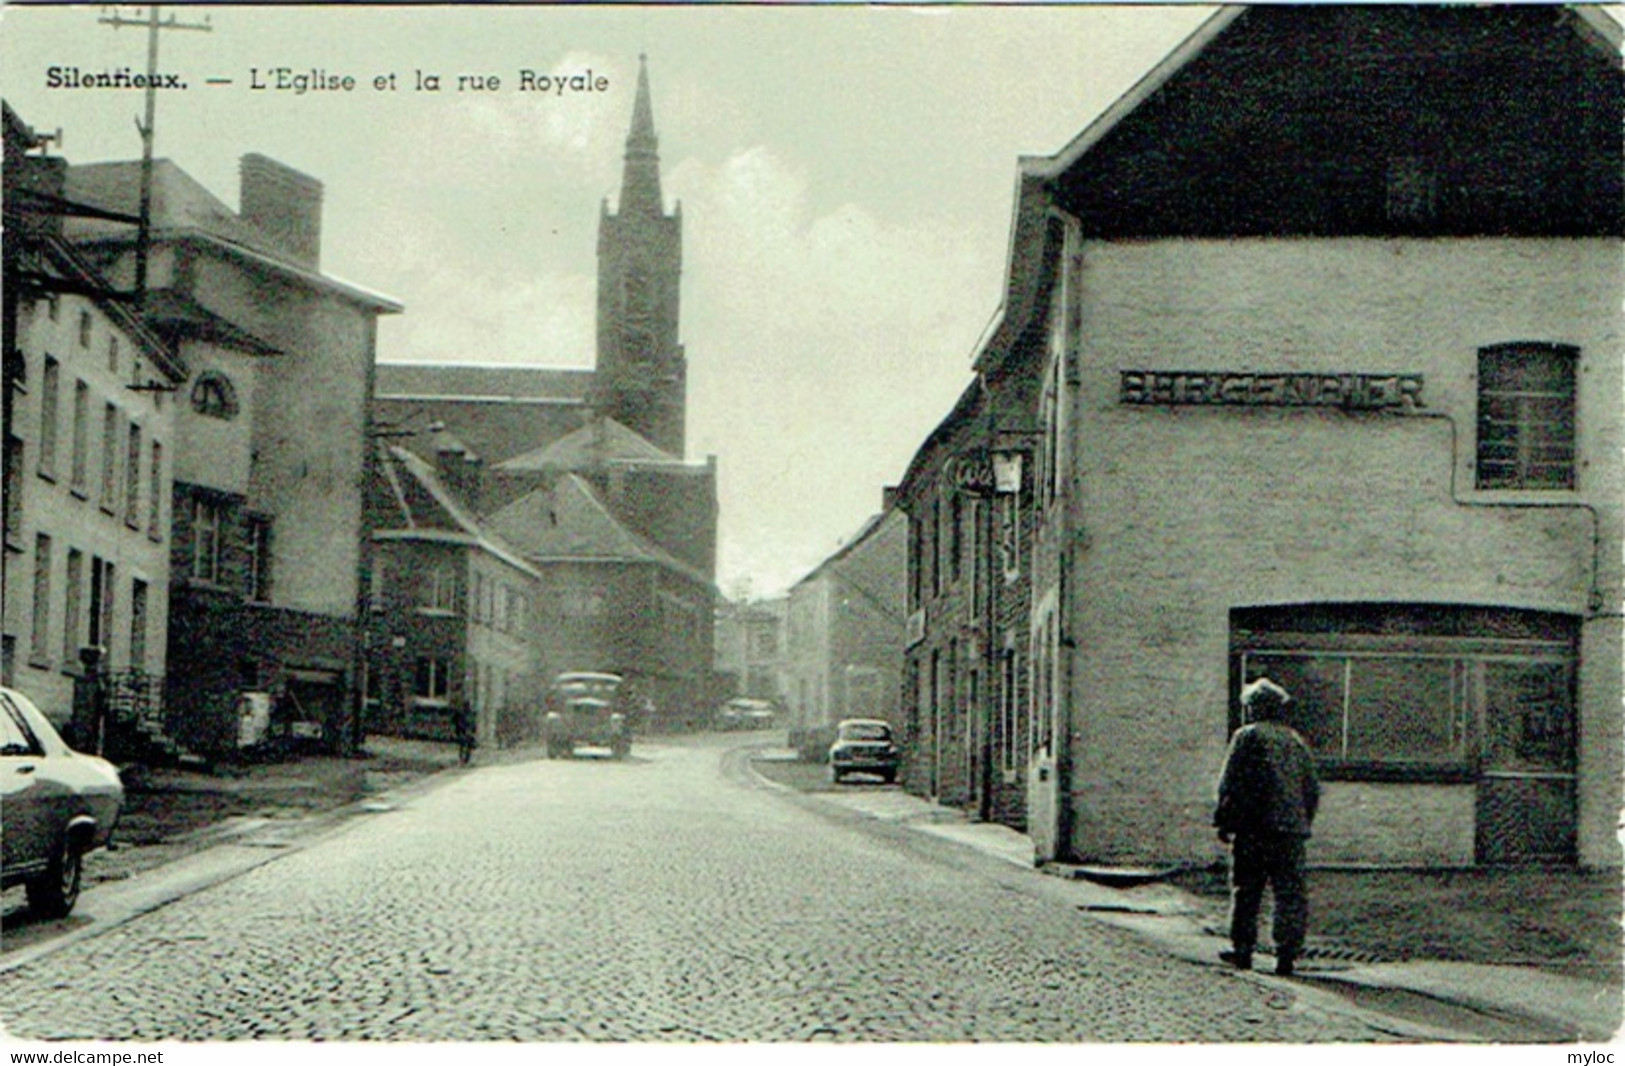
left=431, top=429, right=483, bottom=513
left=882, top=485, right=899, bottom=512
left=5, top=106, right=66, bottom=237
left=239, top=153, right=322, bottom=269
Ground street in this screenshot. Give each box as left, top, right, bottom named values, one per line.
left=0, top=735, right=1387, bottom=1042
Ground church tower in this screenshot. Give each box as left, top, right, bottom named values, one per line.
left=593, top=55, right=686, bottom=458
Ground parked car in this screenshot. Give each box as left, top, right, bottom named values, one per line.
left=828, top=718, right=900, bottom=784
left=1, top=687, right=123, bottom=918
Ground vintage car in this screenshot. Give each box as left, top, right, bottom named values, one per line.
left=1, top=687, right=124, bottom=918
left=544, top=672, right=632, bottom=759
left=827, top=718, right=900, bottom=784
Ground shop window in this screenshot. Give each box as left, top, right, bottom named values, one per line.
left=1233, top=604, right=1577, bottom=782
left=1476, top=343, right=1577, bottom=491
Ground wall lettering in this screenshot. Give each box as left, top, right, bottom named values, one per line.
left=1119, top=371, right=1425, bottom=411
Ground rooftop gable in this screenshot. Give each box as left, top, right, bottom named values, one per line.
left=495, top=415, right=679, bottom=473
left=487, top=473, right=710, bottom=587
left=1035, top=5, right=1624, bottom=238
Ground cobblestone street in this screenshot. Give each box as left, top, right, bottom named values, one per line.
left=1, top=736, right=1392, bottom=1042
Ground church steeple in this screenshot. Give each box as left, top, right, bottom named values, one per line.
left=594, top=55, right=687, bottom=458
left=619, top=55, right=664, bottom=218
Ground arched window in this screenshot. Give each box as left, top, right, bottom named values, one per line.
left=190, top=371, right=239, bottom=420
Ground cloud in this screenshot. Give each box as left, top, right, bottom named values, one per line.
left=671, top=145, right=995, bottom=592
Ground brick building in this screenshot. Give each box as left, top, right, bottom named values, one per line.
left=897, top=181, right=1048, bottom=829
left=371, top=57, right=719, bottom=728
left=365, top=436, right=539, bottom=749
left=1009, top=5, right=1622, bottom=868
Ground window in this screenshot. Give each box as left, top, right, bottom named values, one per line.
left=950, top=495, right=963, bottom=583
left=38, top=356, right=59, bottom=478
left=998, top=494, right=1021, bottom=583
left=78, top=309, right=93, bottom=348
left=246, top=517, right=272, bottom=602
left=414, top=657, right=451, bottom=704
left=1233, top=604, right=1577, bottom=781
left=46, top=294, right=59, bottom=322
left=89, top=556, right=114, bottom=654
left=30, top=535, right=52, bottom=666
left=1, top=694, right=43, bottom=756
left=999, top=648, right=1020, bottom=774
left=62, top=548, right=83, bottom=667
left=130, top=579, right=149, bottom=671
left=1476, top=343, right=1577, bottom=491
left=125, top=423, right=142, bottom=527
left=1241, top=651, right=1469, bottom=769
left=421, top=564, right=458, bottom=613
left=192, top=496, right=222, bottom=583
left=108, top=335, right=120, bottom=376
left=930, top=498, right=943, bottom=597
left=190, top=371, right=238, bottom=420
left=148, top=441, right=163, bottom=538
left=472, top=572, right=486, bottom=624
left=100, top=403, right=120, bottom=514
left=3, top=431, right=21, bottom=550
left=369, top=555, right=387, bottom=612
left=70, top=380, right=89, bottom=493
left=908, top=516, right=923, bottom=610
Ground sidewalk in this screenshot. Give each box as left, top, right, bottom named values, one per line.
left=750, top=748, right=1623, bottom=1043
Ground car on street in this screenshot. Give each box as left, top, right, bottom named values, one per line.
left=544, top=672, right=632, bottom=759
left=827, top=718, right=900, bottom=784
left=1, top=687, right=123, bottom=918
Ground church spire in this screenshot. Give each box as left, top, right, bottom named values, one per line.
left=619, top=54, right=664, bottom=217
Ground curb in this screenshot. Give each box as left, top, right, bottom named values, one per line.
left=0, top=754, right=470, bottom=976
left=740, top=746, right=1617, bottom=1043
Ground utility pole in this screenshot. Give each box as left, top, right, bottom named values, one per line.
left=97, top=4, right=210, bottom=302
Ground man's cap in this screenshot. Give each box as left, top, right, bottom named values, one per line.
left=1241, top=677, right=1292, bottom=712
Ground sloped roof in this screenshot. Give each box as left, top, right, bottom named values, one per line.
left=373, top=444, right=537, bottom=577
left=20, top=234, right=186, bottom=383
left=69, top=158, right=269, bottom=250
left=140, top=289, right=282, bottom=356
left=495, top=415, right=678, bottom=473
left=1027, top=5, right=1624, bottom=237
left=375, top=362, right=593, bottom=404
left=790, top=509, right=906, bottom=601
left=64, top=159, right=402, bottom=311
left=487, top=473, right=711, bottom=587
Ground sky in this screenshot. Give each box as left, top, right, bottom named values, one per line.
left=1, top=3, right=1216, bottom=598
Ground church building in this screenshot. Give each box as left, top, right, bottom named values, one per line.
left=371, top=58, right=720, bottom=736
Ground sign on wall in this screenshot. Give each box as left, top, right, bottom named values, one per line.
left=1119, top=371, right=1425, bottom=411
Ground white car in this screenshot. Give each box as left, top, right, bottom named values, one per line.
left=1, top=688, right=124, bottom=918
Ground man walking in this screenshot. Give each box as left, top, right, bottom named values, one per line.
left=1214, top=677, right=1320, bottom=976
